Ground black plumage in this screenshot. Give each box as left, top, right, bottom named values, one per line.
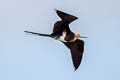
left=24, top=9, right=86, bottom=70
left=63, top=39, right=84, bottom=70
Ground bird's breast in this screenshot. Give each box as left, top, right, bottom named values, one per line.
left=53, top=31, right=77, bottom=42
left=58, top=31, right=67, bottom=42
left=53, top=31, right=67, bottom=42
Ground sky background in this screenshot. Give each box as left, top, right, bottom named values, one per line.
left=0, top=0, right=120, bottom=80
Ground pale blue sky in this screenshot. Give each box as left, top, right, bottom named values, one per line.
left=0, top=0, right=120, bottom=80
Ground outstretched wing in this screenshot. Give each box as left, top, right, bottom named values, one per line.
left=53, top=9, right=78, bottom=34
left=55, top=9, right=78, bottom=22
left=53, top=21, right=71, bottom=34
left=63, top=39, right=84, bottom=70
left=55, top=9, right=70, bottom=20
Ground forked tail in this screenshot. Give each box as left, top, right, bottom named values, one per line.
left=24, top=31, right=51, bottom=37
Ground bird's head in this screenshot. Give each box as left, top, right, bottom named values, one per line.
left=74, top=33, right=88, bottom=39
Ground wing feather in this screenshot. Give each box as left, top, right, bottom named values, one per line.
left=55, top=9, right=78, bottom=23
left=63, top=39, right=84, bottom=70
left=52, top=10, right=78, bottom=34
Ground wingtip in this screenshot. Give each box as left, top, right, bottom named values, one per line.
left=74, top=67, right=78, bottom=71
left=73, top=64, right=80, bottom=71
left=54, top=9, right=58, bottom=12
left=54, top=9, right=63, bottom=13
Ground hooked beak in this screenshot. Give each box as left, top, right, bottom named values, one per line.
left=80, top=36, right=88, bottom=38
left=74, top=33, right=88, bottom=38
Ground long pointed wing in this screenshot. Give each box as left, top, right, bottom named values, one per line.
left=55, top=9, right=70, bottom=20
left=53, top=10, right=78, bottom=34
left=53, top=21, right=71, bottom=34
left=55, top=9, right=78, bottom=23
left=63, top=39, right=84, bottom=70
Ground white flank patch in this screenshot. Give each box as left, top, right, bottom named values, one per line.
left=58, top=31, right=67, bottom=42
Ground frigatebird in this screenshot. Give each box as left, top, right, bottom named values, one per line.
left=24, top=9, right=87, bottom=70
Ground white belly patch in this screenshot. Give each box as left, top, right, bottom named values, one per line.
left=57, top=31, right=67, bottom=42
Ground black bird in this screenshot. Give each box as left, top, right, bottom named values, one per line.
left=24, top=9, right=87, bottom=70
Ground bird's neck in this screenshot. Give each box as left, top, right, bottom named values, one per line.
left=69, top=36, right=77, bottom=42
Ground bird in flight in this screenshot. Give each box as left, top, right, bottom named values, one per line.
left=24, top=9, right=87, bottom=70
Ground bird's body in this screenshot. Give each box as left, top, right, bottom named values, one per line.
left=54, top=31, right=67, bottom=42
left=24, top=9, right=87, bottom=70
